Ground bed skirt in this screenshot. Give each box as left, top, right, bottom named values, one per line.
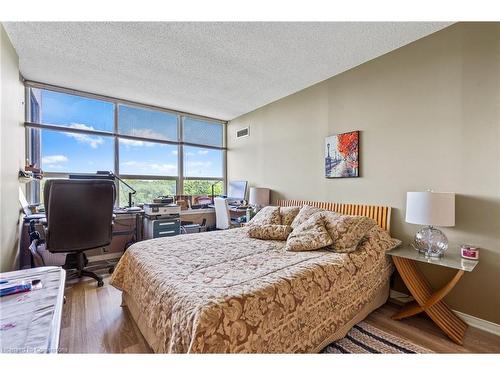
left=121, top=280, right=390, bottom=354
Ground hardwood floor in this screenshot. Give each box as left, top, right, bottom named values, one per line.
left=60, top=275, right=500, bottom=353
left=60, top=275, right=152, bottom=353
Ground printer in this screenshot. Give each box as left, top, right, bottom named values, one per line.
left=152, top=196, right=174, bottom=204
left=143, top=203, right=181, bottom=216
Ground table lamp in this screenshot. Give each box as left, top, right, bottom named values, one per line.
left=249, top=187, right=270, bottom=211
left=406, top=191, right=455, bottom=258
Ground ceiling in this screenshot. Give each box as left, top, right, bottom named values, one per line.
left=3, top=22, right=451, bottom=120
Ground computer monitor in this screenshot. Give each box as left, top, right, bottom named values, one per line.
left=227, top=180, right=248, bottom=204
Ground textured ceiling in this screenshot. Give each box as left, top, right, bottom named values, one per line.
left=3, top=22, right=451, bottom=120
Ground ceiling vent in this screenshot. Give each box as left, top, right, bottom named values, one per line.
left=236, top=127, right=250, bottom=138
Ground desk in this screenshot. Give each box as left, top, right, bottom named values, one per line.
left=19, top=209, right=143, bottom=270
left=181, top=208, right=215, bottom=215
left=229, top=207, right=247, bottom=221
left=180, top=208, right=216, bottom=228
left=182, top=206, right=247, bottom=227
left=0, top=267, right=65, bottom=353
left=179, top=206, right=247, bottom=229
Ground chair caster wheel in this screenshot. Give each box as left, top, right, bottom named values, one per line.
left=108, top=267, right=114, bottom=274
left=97, top=280, right=104, bottom=287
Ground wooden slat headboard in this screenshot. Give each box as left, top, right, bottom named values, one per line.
left=276, top=199, right=392, bottom=233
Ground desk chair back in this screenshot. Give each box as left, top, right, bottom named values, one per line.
left=44, top=179, right=116, bottom=252
left=214, top=197, right=230, bottom=230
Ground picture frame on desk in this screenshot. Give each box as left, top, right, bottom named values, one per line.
left=175, top=195, right=192, bottom=210
left=192, top=195, right=212, bottom=206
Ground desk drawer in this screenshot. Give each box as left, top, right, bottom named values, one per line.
left=152, top=219, right=180, bottom=237
left=153, top=219, right=179, bottom=230
left=154, top=229, right=179, bottom=237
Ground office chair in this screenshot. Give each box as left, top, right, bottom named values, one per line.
left=40, top=179, right=115, bottom=287
left=214, top=197, right=240, bottom=230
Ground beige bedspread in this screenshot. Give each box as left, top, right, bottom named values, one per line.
left=110, top=227, right=396, bottom=353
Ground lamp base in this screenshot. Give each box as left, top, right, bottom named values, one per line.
left=412, top=226, right=448, bottom=258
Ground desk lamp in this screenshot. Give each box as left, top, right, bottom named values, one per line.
left=406, top=191, right=455, bottom=258
left=211, top=181, right=221, bottom=204
left=96, top=171, right=136, bottom=208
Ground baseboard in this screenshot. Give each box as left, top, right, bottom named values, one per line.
left=453, top=310, right=500, bottom=337
left=389, top=289, right=500, bottom=337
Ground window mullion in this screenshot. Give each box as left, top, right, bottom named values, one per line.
left=114, top=103, right=120, bottom=205
left=224, top=122, right=227, bottom=195
left=178, top=115, right=184, bottom=195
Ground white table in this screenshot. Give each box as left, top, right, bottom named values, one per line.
left=0, top=267, right=65, bottom=353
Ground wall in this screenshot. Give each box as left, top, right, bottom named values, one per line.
left=0, top=24, right=25, bottom=272
left=228, top=23, right=500, bottom=324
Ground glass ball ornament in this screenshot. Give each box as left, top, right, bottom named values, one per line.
left=413, top=226, right=448, bottom=258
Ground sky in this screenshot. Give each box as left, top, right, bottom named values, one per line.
left=39, top=89, right=222, bottom=178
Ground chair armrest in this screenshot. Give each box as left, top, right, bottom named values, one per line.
left=29, top=219, right=46, bottom=243
left=35, top=222, right=47, bottom=241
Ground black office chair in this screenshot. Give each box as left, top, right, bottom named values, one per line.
left=40, top=179, right=115, bottom=287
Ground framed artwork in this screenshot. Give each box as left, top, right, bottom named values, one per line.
left=325, top=131, right=359, bottom=178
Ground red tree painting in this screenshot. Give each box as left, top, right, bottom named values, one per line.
left=325, top=131, right=359, bottom=178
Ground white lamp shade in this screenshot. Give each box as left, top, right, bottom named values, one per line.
left=249, top=187, right=270, bottom=207
left=406, top=191, right=455, bottom=227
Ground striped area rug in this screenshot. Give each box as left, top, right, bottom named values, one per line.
left=322, top=321, right=433, bottom=354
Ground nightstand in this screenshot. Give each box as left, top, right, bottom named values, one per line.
left=387, top=245, right=479, bottom=345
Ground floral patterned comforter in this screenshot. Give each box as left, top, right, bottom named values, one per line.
left=110, top=227, right=397, bottom=353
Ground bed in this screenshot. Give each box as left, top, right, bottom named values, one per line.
left=110, top=200, right=398, bottom=353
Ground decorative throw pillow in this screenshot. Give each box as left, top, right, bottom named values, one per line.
left=247, top=224, right=292, bottom=241
left=285, top=214, right=333, bottom=252
left=290, top=205, right=325, bottom=229
left=248, top=206, right=281, bottom=226
left=279, top=206, right=300, bottom=226
left=318, top=212, right=378, bottom=253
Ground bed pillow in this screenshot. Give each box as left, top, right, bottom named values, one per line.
left=349, top=226, right=402, bottom=269
left=285, top=214, right=333, bottom=252
left=248, top=206, right=281, bottom=226
left=279, top=206, right=300, bottom=226
left=290, top=205, right=325, bottom=229
left=247, top=224, right=292, bottom=241
left=319, top=212, right=378, bottom=253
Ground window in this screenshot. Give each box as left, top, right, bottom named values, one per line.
left=36, top=88, right=114, bottom=132
left=183, top=180, right=223, bottom=196
left=41, top=129, right=114, bottom=173
left=118, top=179, right=176, bottom=207
left=118, top=105, right=178, bottom=141
left=119, top=139, right=178, bottom=176
left=26, top=86, right=226, bottom=206
left=182, top=128, right=224, bottom=198
left=182, top=117, right=223, bottom=147
left=183, top=146, right=223, bottom=178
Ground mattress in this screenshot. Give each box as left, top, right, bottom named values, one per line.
left=110, top=227, right=395, bottom=353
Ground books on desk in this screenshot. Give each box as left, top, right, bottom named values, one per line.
left=229, top=205, right=248, bottom=211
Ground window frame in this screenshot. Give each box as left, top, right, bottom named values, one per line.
left=25, top=81, right=227, bottom=205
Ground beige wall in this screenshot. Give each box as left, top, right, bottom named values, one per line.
left=0, top=25, right=25, bottom=272
left=228, top=23, right=500, bottom=324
